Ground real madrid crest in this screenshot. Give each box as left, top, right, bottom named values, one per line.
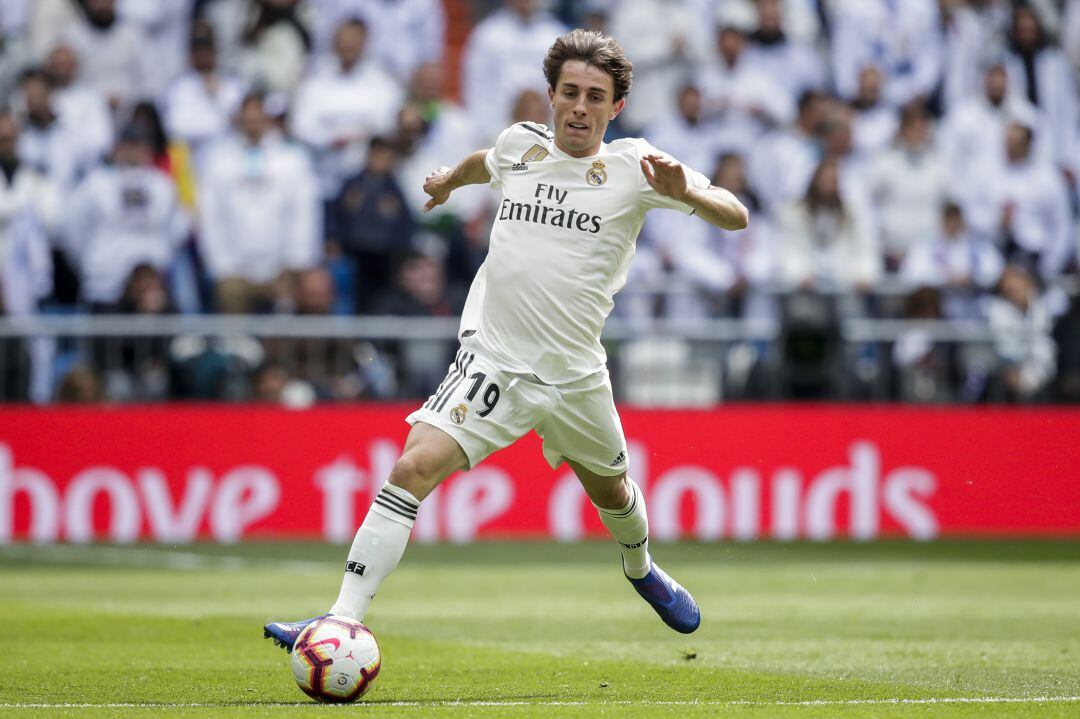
left=586, top=160, right=607, bottom=186
left=450, top=403, right=468, bottom=425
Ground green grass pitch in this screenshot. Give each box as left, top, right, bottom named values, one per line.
left=1, top=541, right=1079, bottom=718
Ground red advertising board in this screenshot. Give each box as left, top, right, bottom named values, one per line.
left=1, top=406, right=1078, bottom=543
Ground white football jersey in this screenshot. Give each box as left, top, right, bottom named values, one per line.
left=460, top=122, right=711, bottom=384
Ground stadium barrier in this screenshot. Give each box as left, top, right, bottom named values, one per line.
left=0, top=314, right=1003, bottom=404
left=2, top=405, right=1078, bottom=543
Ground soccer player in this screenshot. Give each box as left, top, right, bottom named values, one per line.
left=265, top=29, right=748, bottom=650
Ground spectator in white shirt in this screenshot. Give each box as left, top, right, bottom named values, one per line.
left=819, top=100, right=874, bottom=213
left=461, top=0, right=567, bottom=142
left=688, top=0, right=823, bottom=45
left=1065, top=0, right=1080, bottom=76
left=198, top=93, right=321, bottom=313
left=28, top=0, right=82, bottom=63
left=0, top=204, right=52, bottom=402
left=43, top=44, right=114, bottom=166
left=0, top=114, right=52, bottom=403
left=962, top=120, right=1073, bottom=280
left=64, top=126, right=189, bottom=307
left=1, top=210, right=52, bottom=322
left=748, top=88, right=827, bottom=214
left=394, top=62, right=489, bottom=225
left=237, top=0, right=312, bottom=94
left=987, top=263, right=1056, bottom=400
left=0, top=0, right=32, bottom=103
left=939, top=62, right=1049, bottom=191
left=1, top=0, right=30, bottom=39
left=850, top=65, right=898, bottom=157
left=746, top=0, right=825, bottom=103
left=15, top=69, right=91, bottom=193
left=61, top=0, right=150, bottom=111
left=865, top=102, right=950, bottom=271
left=901, top=201, right=1004, bottom=319
left=608, top=0, right=708, bottom=133
left=695, top=11, right=794, bottom=151
left=164, top=20, right=247, bottom=169
left=307, top=0, right=446, bottom=84
left=645, top=152, right=775, bottom=320
left=777, top=155, right=881, bottom=292
left=307, top=0, right=367, bottom=52
left=117, top=0, right=195, bottom=99
left=940, top=0, right=1010, bottom=111
left=890, top=285, right=951, bottom=403
left=291, top=17, right=404, bottom=199
left=0, top=111, right=57, bottom=318
left=829, top=0, right=943, bottom=108
left=645, top=84, right=732, bottom=177
left=194, top=0, right=246, bottom=75
left=1004, top=4, right=1079, bottom=176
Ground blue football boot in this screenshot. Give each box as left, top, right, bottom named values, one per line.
left=626, top=561, right=700, bottom=634
left=263, top=614, right=328, bottom=652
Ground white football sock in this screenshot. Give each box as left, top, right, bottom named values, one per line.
left=329, top=483, right=419, bottom=620
left=595, top=477, right=650, bottom=579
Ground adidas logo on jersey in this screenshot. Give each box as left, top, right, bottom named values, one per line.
left=610, top=451, right=626, bottom=467
left=511, top=144, right=550, bottom=173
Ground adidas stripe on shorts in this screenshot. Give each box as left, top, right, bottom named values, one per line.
left=406, top=345, right=629, bottom=477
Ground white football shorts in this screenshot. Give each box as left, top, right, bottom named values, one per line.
left=406, top=345, right=629, bottom=476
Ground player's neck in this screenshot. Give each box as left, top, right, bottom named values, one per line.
left=554, top=136, right=603, bottom=159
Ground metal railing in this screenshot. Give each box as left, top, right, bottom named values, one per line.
left=0, top=313, right=1021, bottom=405
left=0, top=315, right=780, bottom=341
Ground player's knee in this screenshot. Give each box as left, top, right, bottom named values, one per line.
left=388, top=453, right=439, bottom=500
left=388, top=454, right=425, bottom=488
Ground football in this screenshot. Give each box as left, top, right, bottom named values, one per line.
left=290, top=616, right=381, bottom=703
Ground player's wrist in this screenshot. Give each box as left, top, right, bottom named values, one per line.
left=676, top=184, right=698, bottom=204
left=443, top=169, right=462, bottom=193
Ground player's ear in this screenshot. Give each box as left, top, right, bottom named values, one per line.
left=610, top=98, right=626, bottom=121
left=547, top=86, right=556, bottom=109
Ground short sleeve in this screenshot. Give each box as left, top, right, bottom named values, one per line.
left=485, top=125, right=515, bottom=188
left=638, top=141, right=712, bottom=215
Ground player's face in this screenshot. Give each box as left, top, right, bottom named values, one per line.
left=548, top=60, right=624, bottom=158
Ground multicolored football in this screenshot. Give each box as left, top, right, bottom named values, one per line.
left=290, top=616, right=381, bottom=703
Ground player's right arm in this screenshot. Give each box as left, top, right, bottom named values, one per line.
left=422, top=149, right=492, bottom=213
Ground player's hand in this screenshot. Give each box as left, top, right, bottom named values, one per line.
left=423, top=166, right=455, bottom=213
left=641, top=153, right=688, bottom=201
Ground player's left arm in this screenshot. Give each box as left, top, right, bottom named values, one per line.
left=641, top=154, right=749, bottom=230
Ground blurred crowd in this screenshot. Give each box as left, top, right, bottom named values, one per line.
left=0, top=0, right=1079, bottom=404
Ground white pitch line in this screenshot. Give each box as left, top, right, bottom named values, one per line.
left=2, top=697, right=1079, bottom=709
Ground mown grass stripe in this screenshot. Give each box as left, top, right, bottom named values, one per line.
left=3, top=696, right=1079, bottom=708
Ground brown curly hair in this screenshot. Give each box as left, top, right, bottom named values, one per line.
left=543, top=30, right=633, bottom=102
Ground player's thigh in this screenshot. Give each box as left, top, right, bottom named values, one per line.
left=538, top=370, right=628, bottom=478
left=406, top=347, right=549, bottom=474
left=389, top=420, right=471, bottom=500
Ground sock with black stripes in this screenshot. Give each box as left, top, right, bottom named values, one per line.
left=329, top=483, right=420, bottom=620
left=594, top=477, right=650, bottom=579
